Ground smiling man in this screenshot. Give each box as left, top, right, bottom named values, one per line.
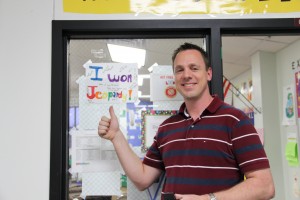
left=98, top=43, right=275, bottom=200
left=172, top=45, right=213, bottom=120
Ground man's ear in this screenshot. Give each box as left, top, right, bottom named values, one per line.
left=207, top=67, right=213, bottom=81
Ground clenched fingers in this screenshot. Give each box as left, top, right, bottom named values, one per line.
left=98, top=116, right=111, bottom=137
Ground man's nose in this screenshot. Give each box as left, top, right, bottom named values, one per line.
left=182, top=69, right=192, bottom=78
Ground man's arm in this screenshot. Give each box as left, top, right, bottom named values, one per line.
left=213, top=168, right=275, bottom=200
left=98, top=106, right=162, bottom=191
left=175, top=168, right=275, bottom=200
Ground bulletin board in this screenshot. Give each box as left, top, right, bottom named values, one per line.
left=141, top=110, right=177, bottom=152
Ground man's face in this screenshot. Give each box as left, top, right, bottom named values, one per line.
left=173, top=49, right=212, bottom=101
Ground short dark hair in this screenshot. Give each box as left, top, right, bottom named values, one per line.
left=172, top=42, right=210, bottom=70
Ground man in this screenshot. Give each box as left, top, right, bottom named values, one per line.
left=98, top=43, right=275, bottom=200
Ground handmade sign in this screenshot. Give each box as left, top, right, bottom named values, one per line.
left=85, top=63, right=138, bottom=104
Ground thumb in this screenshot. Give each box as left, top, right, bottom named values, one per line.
left=109, top=106, right=117, bottom=120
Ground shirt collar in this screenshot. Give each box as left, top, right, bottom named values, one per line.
left=179, top=95, right=222, bottom=118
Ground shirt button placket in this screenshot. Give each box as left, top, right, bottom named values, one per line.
left=186, top=120, right=194, bottom=138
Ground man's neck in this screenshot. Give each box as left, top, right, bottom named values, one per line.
left=185, top=94, right=213, bottom=120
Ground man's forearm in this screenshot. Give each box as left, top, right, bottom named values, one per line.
left=111, top=130, right=160, bottom=190
left=175, top=168, right=275, bottom=200
left=211, top=169, right=275, bottom=200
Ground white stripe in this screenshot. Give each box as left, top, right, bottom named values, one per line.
left=239, top=157, right=268, bottom=166
left=232, top=133, right=258, bottom=141
left=158, top=137, right=232, bottom=149
left=159, top=118, right=192, bottom=127
left=159, top=118, right=191, bottom=128
left=202, top=114, right=240, bottom=122
left=165, top=165, right=239, bottom=170
left=144, top=156, right=163, bottom=163
left=158, top=138, right=187, bottom=148
left=190, top=137, right=232, bottom=146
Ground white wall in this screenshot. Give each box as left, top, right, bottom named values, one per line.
left=0, top=0, right=52, bottom=200
left=252, top=51, right=285, bottom=200
left=276, top=40, right=300, bottom=200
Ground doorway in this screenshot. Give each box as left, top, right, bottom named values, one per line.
left=222, top=34, right=300, bottom=200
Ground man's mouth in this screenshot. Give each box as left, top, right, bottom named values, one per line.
left=182, top=83, right=195, bottom=86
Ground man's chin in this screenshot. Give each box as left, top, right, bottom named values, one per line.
left=182, top=94, right=198, bottom=100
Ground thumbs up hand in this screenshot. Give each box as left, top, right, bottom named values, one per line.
left=98, top=106, right=120, bottom=141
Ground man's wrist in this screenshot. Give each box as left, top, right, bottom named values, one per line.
left=111, top=129, right=123, bottom=142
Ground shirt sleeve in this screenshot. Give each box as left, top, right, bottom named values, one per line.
left=142, top=132, right=165, bottom=171
left=231, top=112, right=270, bottom=173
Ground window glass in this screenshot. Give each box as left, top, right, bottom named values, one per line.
left=68, top=38, right=206, bottom=200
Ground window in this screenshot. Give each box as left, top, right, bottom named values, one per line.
left=51, top=19, right=300, bottom=200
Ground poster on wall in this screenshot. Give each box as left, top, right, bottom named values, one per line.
left=141, top=110, right=177, bottom=152
left=126, top=101, right=153, bottom=147
left=282, top=85, right=296, bottom=126
left=150, top=73, right=183, bottom=101
left=76, top=61, right=133, bottom=130
left=85, top=62, right=138, bottom=104
left=238, top=79, right=253, bottom=101
left=295, top=71, right=300, bottom=118
left=285, top=132, right=299, bottom=167
left=62, top=0, right=300, bottom=15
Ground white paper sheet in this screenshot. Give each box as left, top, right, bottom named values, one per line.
left=70, top=130, right=121, bottom=173
left=81, top=172, right=122, bottom=197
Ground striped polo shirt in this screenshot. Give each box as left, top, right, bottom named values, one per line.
left=143, top=96, right=270, bottom=196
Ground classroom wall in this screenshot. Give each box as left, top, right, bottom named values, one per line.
left=1, top=0, right=300, bottom=200
left=0, top=1, right=52, bottom=200
left=252, top=51, right=284, bottom=200
left=276, top=40, right=300, bottom=200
